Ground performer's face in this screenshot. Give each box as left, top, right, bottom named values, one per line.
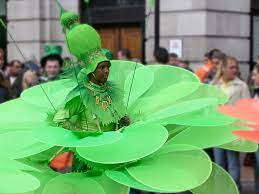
left=91, top=61, right=110, bottom=85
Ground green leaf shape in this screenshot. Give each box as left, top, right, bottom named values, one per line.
left=21, top=79, right=77, bottom=110
left=42, top=173, right=106, bottom=194
left=144, top=98, right=218, bottom=123
left=76, top=122, right=168, bottom=164
left=162, top=107, right=235, bottom=126
left=124, top=66, right=154, bottom=107
left=191, top=163, right=239, bottom=194
left=0, top=131, right=52, bottom=159
left=144, top=65, right=199, bottom=97
left=33, top=123, right=122, bottom=147
left=167, top=124, right=239, bottom=149
left=108, top=60, right=143, bottom=91
left=0, top=99, right=47, bottom=131
left=129, top=82, right=201, bottom=120
left=125, top=144, right=212, bottom=193
left=0, top=159, right=41, bottom=193
left=92, top=174, right=130, bottom=194
left=178, top=84, right=228, bottom=105
left=106, top=169, right=163, bottom=193
left=0, top=171, right=40, bottom=194
left=0, top=159, right=39, bottom=172
left=218, top=139, right=258, bottom=152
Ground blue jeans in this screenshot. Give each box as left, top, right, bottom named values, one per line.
left=255, top=151, right=259, bottom=194
left=213, top=148, right=241, bottom=190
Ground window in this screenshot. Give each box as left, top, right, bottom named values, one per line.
left=90, top=0, right=144, bottom=8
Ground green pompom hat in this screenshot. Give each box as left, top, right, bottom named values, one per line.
left=60, top=10, right=109, bottom=74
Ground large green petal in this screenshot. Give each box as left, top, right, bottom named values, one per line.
left=124, top=66, right=154, bottom=108
left=0, top=131, right=52, bottom=159
left=106, top=169, right=163, bottom=193
left=163, top=108, right=235, bottom=126
left=0, top=159, right=40, bottom=193
left=92, top=174, right=130, bottom=194
left=179, top=84, right=228, bottom=105
left=218, top=139, right=258, bottom=152
left=126, top=144, right=212, bottom=193
left=144, top=65, right=199, bottom=97
left=42, top=173, right=105, bottom=194
left=108, top=60, right=143, bottom=90
left=191, top=163, right=239, bottom=194
left=0, top=99, right=47, bottom=131
left=33, top=123, right=122, bottom=147
left=167, top=124, right=239, bottom=149
left=76, top=123, right=168, bottom=164
left=129, top=82, right=201, bottom=120
left=21, top=79, right=76, bottom=110
left=0, top=171, right=40, bottom=194
left=144, top=98, right=218, bottom=123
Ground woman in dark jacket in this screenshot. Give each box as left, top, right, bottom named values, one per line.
left=0, top=72, right=9, bottom=103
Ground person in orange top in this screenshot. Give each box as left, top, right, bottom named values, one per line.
left=196, top=49, right=221, bottom=83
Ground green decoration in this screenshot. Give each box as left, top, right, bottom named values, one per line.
left=125, top=144, right=212, bottom=193
left=191, top=163, right=239, bottom=194
left=219, top=139, right=258, bottom=152
left=76, top=123, right=168, bottom=164
left=42, top=45, right=62, bottom=58
left=0, top=2, right=246, bottom=194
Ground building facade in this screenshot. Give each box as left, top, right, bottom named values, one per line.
left=1, top=0, right=259, bottom=75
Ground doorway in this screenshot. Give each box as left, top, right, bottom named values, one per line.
left=97, top=25, right=142, bottom=61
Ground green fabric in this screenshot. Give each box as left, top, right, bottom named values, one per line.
left=76, top=122, right=168, bottom=164
left=92, top=174, right=130, bottom=194
left=124, top=66, right=154, bottom=107
left=0, top=131, right=52, bottom=159
left=0, top=159, right=40, bottom=193
left=163, top=107, right=235, bottom=126
left=0, top=6, right=244, bottom=193
left=126, top=144, right=212, bottom=193
left=106, top=170, right=162, bottom=193
left=167, top=124, right=239, bottom=149
left=219, top=139, right=258, bottom=152
left=42, top=173, right=106, bottom=194
left=144, top=98, right=218, bottom=123
left=21, top=79, right=77, bottom=110
left=191, top=163, right=239, bottom=194
left=33, top=123, right=122, bottom=147
left=63, top=80, right=127, bottom=126
left=129, top=82, right=201, bottom=121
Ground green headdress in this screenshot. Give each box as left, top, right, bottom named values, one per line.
left=59, top=7, right=109, bottom=75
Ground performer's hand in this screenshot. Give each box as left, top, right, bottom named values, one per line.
left=120, top=116, right=131, bottom=127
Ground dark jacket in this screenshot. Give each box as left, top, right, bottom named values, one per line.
left=0, top=87, right=9, bottom=103
left=8, top=74, right=23, bottom=99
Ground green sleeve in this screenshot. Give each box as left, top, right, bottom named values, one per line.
left=53, top=96, right=85, bottom=123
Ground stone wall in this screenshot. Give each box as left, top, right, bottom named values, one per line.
left=7, top=0, right=79, bottom=63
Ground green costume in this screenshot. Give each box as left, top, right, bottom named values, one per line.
left=0, top=2, right=257, bottom=194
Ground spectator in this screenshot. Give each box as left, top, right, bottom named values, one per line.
left=0, top=49, right=4, bottom=73
left=212, top=56, right=250, bottom=191
left=178, top=60, right=193, bottom=72
left=22, top=70, right=39, bottom=91
left=40, top=45, right=63, bottom=82
left=251, top=63, right=259, bottom=194
left=117, top=48, right=131, bottom=61
left=196, top=49, right=222, bottom=83
left=153, top=47, right=169, bottom=64
left=7, top=60, right=24, bottom=99
left=0, top=48, right=8, bottom=76
left=169, top=52, right=179, bottom=66
left=0, top=72, right=9, bottom=103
